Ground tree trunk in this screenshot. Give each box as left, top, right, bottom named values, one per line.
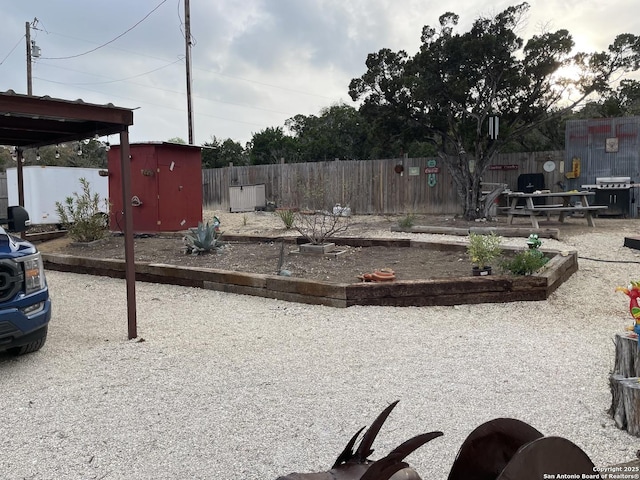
left=440, top=154, right=483, bottom=220
left=439, top=147, right=500, bottom=220
left=609, top=333, right=640, bottom=436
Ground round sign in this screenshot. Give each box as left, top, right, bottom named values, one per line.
left=543, top=160, right=556, bottom=172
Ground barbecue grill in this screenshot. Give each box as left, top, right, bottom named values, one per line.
left=582, top=176, right=634, bottom=189
left=581, top=176, right=638, bottom=217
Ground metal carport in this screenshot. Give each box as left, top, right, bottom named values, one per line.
left=0, top=90, right=138, bottom=339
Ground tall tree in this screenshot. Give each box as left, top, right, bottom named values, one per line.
left=247, top=127, right=297, bottom=165
left=285, top=104, right=371, bottom=161
left=350, top=3, right=640, bottom=219
left=201, top=136, right=246, bottom=168
left=575, top=79, right=640, bottom=118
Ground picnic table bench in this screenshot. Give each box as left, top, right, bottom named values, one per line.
left=506, top=191, right=608, bottom=228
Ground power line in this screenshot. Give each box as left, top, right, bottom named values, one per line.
left=0, top=34, right=26, bottom=66
left=40, top=0, right=169, bottom=60
left=33, top=68, right=298, bottom=117
left=34, top=28, right=335, bottom=101
left=30, top=30, right=335, bottom=101
left=30, top=80, right=269, bottom=129
left=35, top=58, right=185, bottom=85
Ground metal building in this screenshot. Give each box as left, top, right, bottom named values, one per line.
left=565, top=116, right=640, bottom=217
left=107, top=142, right=203, bottom=233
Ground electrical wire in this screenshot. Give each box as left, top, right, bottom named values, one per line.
left=0, top=34, right=26, bottom=67
left=578, top=256, right=640, bottom=264
left=27, top=28, right=335, bottom=100
left=34, top=57, right=185, bottom=85
left=30, top=78, right=271, bottom=128
left=177, top=0, right=197, bottom=47
left=34, top=71, right=296, bottom=117
left=40, top=0, right=169, bottom=60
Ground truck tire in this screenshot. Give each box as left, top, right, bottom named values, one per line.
left=8, top=326, right=48, bottom=355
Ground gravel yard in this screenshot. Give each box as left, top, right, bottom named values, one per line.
left=2, top=214, right=640, bottom=479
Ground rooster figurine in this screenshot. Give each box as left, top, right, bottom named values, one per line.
left=616, top=280, right=640, bottom=343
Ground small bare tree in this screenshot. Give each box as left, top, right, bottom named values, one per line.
left=292, top=172, right=352, bottom=245
left=294, top=211, right=350, bottom=245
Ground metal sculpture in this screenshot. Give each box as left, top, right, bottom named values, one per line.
left=447, top=418, right=543, bottom=480
left=275, top=404, right=602, bottom=480
left=275, top=401, right=443, bottom=480
left=448, top=418, right=601, bottom=480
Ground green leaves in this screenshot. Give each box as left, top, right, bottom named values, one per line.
left=348, top=3, right=640, bottom=219
left=501, top=249, right=549, bottom=276
left=54, top=178, right=108, bottom=243
left=467, top=233, right=502, bottom=268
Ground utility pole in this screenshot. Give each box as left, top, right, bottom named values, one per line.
left=185, top=0, right=194, bottom=144
left=25, top=21, right=32, bottom=95
left=25, top=18, right=40, bottom=96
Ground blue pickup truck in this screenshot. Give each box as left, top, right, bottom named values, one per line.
left=0, top=206, right=51, bottom=355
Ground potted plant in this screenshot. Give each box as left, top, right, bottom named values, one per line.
left=467, top=232, right=502, bottom=276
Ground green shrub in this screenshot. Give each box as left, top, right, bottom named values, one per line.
left=500, top=249, right=549, bottom=275
left=398, top=213, right=416, bottom=229
left=55, top=178, right=109, bottom=243
left=466, top=232, right=502, bottom=268
left=183, top=221, right=224, bottom=255
left=276, top=209, right=296, bottom=229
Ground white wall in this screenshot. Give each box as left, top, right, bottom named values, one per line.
left=7, top=166, right=108, bottom=225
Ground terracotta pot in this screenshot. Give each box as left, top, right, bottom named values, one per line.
left=371, top=270, right=396, bottom=281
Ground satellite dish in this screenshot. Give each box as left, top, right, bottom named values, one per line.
left=543, top=160, right=556, bottom=172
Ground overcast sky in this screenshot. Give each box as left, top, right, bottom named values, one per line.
left=1, top=1, right=638, bottom=147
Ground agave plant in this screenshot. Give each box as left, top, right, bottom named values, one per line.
left=183, top=221, right=224, bottom=255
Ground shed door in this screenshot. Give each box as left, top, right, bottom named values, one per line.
left=157, top=157, right=202, bottom=230
left=157, top=158, right=186, bottom=230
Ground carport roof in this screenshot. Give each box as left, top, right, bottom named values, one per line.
left=0, top=90, right=134, bottom=149
left=0, top=89, right=138, bottom=340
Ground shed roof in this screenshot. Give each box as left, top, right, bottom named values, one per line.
left=0, top=90, right=134, bottom=149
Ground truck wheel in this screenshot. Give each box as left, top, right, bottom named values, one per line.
left=8, top=326, right=48, bottom=355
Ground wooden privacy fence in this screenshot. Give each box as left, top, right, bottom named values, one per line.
left=203, top=150, right=566, bottom=215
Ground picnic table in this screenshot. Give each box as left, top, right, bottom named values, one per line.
left=506, top=190, right=608, bottom=228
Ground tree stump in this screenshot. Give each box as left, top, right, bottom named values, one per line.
left=609, top=333, right=640, bottom=436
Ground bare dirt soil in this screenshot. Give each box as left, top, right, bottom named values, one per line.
left=36, top=212, right=609, bottom=284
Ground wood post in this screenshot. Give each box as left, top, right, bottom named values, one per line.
left=609, top=333, right=640, bottom=436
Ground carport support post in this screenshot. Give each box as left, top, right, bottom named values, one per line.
left=17, top=149, right=25, bottom=239
left=119, top=130, right=137, bottom=339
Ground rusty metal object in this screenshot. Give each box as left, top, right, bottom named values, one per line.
left=495, top=436, right=601, bottom=480
left=448, top=418, right=601, bottom=480
left=276, top=401, right=443, bottom=480
left=447, top=418, right=543, bottom=480
left=276, top=408, right=602, bottom=480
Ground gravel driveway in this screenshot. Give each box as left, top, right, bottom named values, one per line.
left=2, top=219, right=640, bottom=479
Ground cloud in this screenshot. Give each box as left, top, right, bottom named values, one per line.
left=1, top=0, right=638, bottom=146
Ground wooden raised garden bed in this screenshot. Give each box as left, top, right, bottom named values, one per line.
left=42, top=236, right=578, bottom=308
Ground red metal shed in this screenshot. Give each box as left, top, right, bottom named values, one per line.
left=108, top=142, right=202, bottom=233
